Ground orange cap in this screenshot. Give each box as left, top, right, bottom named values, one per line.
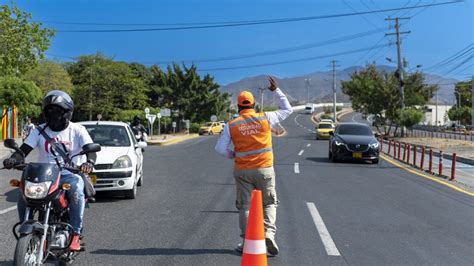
left=238, top=91, right=255, bottom=106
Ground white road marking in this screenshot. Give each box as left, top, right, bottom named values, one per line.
left=0, top=205, right=17, bottom=215
left=298, top=150, right=304, bottom=156
left=294, top=163, right=300, bottom=174
left=307, top=144, right=311, bottom=147
left=306, top=202, right=341, bottom=256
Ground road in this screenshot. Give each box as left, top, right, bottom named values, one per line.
left=0, top=111, right=473, bottom=265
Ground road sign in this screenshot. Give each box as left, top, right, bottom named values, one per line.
left=172, top=121, right=176, bottom=128
left=211, top=115, right=217, bottom=122
left=145, top=108, right=150, bottom=114
left=161, top=108, right=171, bottom=117
left=146, top=114, right=156, bottom=124
left=157, top=113, right=162, bottom=119
left=97, top=114, right=102, bottom=121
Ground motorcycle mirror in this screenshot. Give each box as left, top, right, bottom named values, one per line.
left=80, top=143, right=101, bottom=155
left=4, top=138, right=18, bottom=150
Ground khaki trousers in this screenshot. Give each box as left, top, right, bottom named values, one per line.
left=234, top=166, right=278, bottom=241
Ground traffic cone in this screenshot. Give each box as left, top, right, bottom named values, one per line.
left=241, top=190, right=267, bottom=266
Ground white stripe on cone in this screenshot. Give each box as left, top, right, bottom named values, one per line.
left=243, top=239, right=267, bottom=254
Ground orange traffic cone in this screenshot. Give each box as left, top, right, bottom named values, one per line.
left=241, top=190, right=267, bottom=266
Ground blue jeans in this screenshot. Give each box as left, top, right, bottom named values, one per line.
left=17, top=173, right=85, bottom=234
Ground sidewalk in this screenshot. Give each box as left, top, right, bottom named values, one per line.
left=146, top=134, right=200, bottom=146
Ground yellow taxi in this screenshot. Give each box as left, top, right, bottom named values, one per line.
left=316, top=121, right=334, bottom=140
left=199, top=122, right=223, bottom=135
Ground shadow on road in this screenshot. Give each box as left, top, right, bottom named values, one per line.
left=0, top=261, right=12, bottom=266
left=304, top=157, right=397, bottom=169
left=200, top=210, right=238, bottom=214
left=4, top=188, right=19, bottom=203
left=91, top=247, right=238, bottom=256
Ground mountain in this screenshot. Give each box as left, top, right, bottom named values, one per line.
left=219, top=65, right=458, bottom=106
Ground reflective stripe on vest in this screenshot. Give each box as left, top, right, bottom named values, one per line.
left=229, top=116, right=267, bottom=127
left=235, top=147, right=272, bottom=158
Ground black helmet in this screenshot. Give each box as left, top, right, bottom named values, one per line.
left=42, top=90, right=74, bottom=131
left=132, top=115, right=141, bottom=125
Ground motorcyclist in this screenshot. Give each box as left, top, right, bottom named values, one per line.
left=3, top=90, right=97, bottom=251
left=131, top=115, right=148, bottom=142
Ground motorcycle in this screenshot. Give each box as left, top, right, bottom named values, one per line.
left=2, top=139, right=101, bottom=265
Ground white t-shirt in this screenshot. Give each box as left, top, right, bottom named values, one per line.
left=24, top=122, right=93, bottom=174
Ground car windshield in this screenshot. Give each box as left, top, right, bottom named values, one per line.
left=305, top=107, right=312, bottom=110
left=318, top=123, right=332, bottom=129
left=84, top=125, right=131, bottom=147
left=337, top=125, right=372, bottom=136
left=205, top=122, right=213, bottom=127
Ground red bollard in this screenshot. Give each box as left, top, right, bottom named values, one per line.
left=413, top=145, right=417, bottom=166
left=420, top=146, right=425, bottom=170
left=439, top=150, right=443, bottom=176
left=388, top=140, right=392, bottom=155
left=406, top=144, right=411, bottom=164
left=450, top=153, right=456, bottom=180
left=393, top=141, right=397, bottom=158
left=428, top=149, right=433, bottom=173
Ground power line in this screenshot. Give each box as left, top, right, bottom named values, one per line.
left=341, top=0, right=379, bottom=28
left=144, top=28, right=385, bottom=64
left=423, top=43, right=473, bottom=71
left=200, top=43, right=393, bottom=71
left=53, top=1, right=463, bottom=33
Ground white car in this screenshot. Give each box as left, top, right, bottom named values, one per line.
left=79, top=121, right=147, bottom=199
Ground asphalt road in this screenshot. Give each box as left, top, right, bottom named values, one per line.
left=0, top=111, right=473, bottom=265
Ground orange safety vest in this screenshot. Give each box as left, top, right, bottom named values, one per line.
left=228, top=109, right=273, bottom=170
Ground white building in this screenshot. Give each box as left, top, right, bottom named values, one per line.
left=422, top=104, right=453, bottom=126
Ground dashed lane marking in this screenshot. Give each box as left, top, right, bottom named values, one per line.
left=294, top=163, right=300, bottom=174
left=298, top=150, right=304, bottom=156
left=307, top=144, right=311, bottom=147
left=306, top=202, right=341, bottom=256
left=0, top=205, right=17, bottom=215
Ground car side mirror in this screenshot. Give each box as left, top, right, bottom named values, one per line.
left=136, top=142, right=147, bottom=149
left=374, top=132, right=381, bottom=138
left=80, top=143, right=101, bottom=154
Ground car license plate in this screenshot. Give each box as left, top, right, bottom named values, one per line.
left=352, top=152, right=362, bottom=159
left=90, top=174, right=97, bottom=185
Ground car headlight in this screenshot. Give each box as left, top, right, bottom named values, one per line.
left=112, top=155, right=132, bottom=168
left=335, top=140, right=345, bottom=146
left=369, top=141, right=379, bottom=149
left=24, top=181, right=51, bottom=199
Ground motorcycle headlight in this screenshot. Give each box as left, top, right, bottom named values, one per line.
left=369, top=141, right=379, bottom=149
left=335, top=140, right=345, bottom=146
left=24, top=181, right=52, bottom=199
left=112, top=155, right=132, bottom=168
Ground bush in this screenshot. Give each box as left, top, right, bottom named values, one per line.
left=320, top=114, right=332, bottom=120
left=336, top=106, right=343, bottom=112
left=189, top=122, right=201, bottom=133
left=398, top=108, right=423, bottom=129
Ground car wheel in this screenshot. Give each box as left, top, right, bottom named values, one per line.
left=209, top=131, right=213, bottom=135
left=331, top=151, right=338, bottom=162
left=372, top=159, right=379, bottom=164
left=124, top=183, right=137, bottom=199
left=328, top=150, right=332, bottom=159
left=137, top=168, right=143, bottom=187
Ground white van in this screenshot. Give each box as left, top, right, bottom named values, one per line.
left=304, top=104, right=315, bottom=114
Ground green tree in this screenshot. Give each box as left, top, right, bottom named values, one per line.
left=0, top=76, right=42, bottom=118
left=447, top=79, right=472, bottom=125
left=341, top=64, right=437, bottom=136
left=397, top=108, right=424, bottom=129
left=23, top=60, right=74, bottom=94
left=0, top=4, right=55, bottom=76
left=67, top=54, right=149, bottom=121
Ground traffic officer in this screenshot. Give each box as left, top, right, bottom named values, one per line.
left=215, top=76, right=292, bottom=256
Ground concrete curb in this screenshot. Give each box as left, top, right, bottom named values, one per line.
left=147, top=134, right=200, bottom=146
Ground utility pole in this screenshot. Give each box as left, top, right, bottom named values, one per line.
left=258, top=87, right=265, bottom=112
left=331, top=60, right=338, bottom=123
left=386, top=17, right=410, bottom=135
left=305, top=78, right=311, bottom=103
left=435, top=90, right=438, bottom=126
left=471, top=75, right=473, bottom=127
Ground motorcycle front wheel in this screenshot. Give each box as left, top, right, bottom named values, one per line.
left=13, top=233, right=42, bottom=266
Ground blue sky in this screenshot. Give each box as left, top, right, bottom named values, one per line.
left=6, top=0, right=473, bottom=84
